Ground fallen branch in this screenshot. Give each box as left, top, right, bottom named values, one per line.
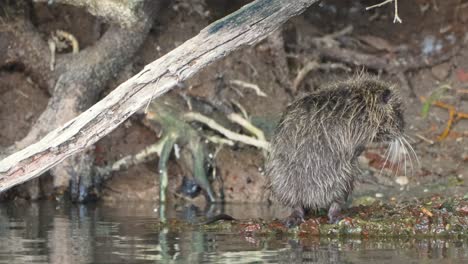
left=0, top=0, right=318, bottom=193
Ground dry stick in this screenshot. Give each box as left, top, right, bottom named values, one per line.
left=0, top=0, right=318, bottom=193
left=419, top=96, right=468, bottom=141
left=366, top=0, right=394, bottom=9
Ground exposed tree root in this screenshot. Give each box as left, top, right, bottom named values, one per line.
left=96, top=92, right=271, bottom=204
left=184, top=112, right=270, bottom=150
left=145, top=95, right=218, bottom=203
left=0, top=0, right=160, bottom=201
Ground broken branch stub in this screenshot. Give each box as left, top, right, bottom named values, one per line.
left=0, top=0, right=320, bottom=193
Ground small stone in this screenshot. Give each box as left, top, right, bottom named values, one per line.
left=431, top=63, right=451, bottom=80
left=375, top=193, right=384, bottom=198
left=395, top=176, right=409, bottom=186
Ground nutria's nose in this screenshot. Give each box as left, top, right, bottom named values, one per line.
left=396, top=110, right=405, bottom=132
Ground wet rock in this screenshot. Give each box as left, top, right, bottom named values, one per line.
left=431, top=62, right=451, bottom=80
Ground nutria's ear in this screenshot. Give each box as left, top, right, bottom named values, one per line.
left=380, top=88, right=392, bottom=104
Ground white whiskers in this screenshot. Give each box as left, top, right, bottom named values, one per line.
left=379, top=136, right=420, bottom=178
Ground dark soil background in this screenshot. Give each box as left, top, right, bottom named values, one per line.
left=1, top=0, right=467, bottom=210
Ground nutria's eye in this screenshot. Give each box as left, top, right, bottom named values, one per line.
left=381, top=89, right=391, bottom=104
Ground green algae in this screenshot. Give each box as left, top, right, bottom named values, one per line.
left=152, top=195, right=468, bottom=238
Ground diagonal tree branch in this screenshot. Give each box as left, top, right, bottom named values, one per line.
left=0, top=0, right=319, bottom=193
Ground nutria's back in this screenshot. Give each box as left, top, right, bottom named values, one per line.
left=265, top=75, right=405, bottom=217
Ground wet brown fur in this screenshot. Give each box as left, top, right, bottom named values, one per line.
left=265, top=74, right=404, bottom=224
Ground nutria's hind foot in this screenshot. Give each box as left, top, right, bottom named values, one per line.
left=283, top=207, right=305, bottom=228
left=327, top=202, right=344, bottom=224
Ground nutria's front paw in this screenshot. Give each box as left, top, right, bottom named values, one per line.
left=283, top=208, right=305, bottom=228
left=328, top=202, right=344, bottom=224
left=283, top=215, right=304, bottom=228
left=328, top=214, right=343, bottom=224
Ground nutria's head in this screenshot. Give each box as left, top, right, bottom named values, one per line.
left=329, top=75, right=416, bottom=171
left=333, top=75, right=405, bottom=144
left=362, top=78, right=404, bottom=143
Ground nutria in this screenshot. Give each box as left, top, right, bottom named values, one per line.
left=265, top=75, right=409, bottom=227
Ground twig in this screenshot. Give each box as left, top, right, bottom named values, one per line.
left=415, top=134, right=435, bottom=145
left=366, top=0, right=402, bottom=23
left=184, top=112, right=270, bottom=150
left=366, top=0, right=394, bottom=10
left=420, top=96, right=468, bottom=141
left=229, top=80, right=267, bottom=97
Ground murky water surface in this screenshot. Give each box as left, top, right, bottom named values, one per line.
left=0, top=201, right=467, bottom=263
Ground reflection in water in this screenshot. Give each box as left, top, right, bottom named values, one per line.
left=0, top=201, right=466, bottom=263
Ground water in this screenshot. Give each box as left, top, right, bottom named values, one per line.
left=0, top=201, right=467, bottom=264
